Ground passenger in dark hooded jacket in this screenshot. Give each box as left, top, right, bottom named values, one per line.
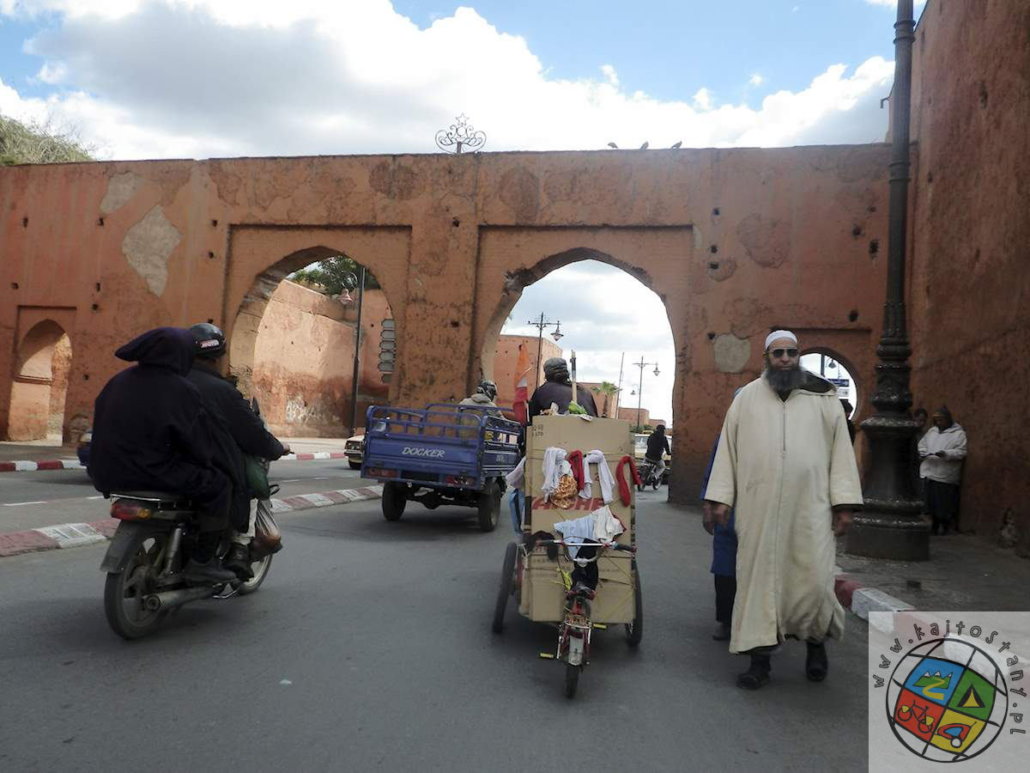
left=88, top=327, right=233, bottom=579
left=186, top=323, right=288, bottom=578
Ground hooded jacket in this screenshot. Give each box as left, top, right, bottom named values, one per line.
left=87, top=328, right=220, bottom=497
left=187, top=362, right=286, bottom=528
left=527, top=380, right=598, bottom=419
left=918, top=423, right=967, bottom=484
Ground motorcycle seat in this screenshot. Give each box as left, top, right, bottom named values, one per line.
left=111, top=491, right=194, bottom=507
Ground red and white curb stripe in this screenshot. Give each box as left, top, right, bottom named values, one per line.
left=0, top=486, right=383, bottom=558
left=0, top=451, right=352, bottom=473
left=279, top=451, right=350, bottom=462
left=835, top=573, right=914, bottom=620
left=0, top=459, right=83, bottom=472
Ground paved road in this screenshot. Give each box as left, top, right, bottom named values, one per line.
left=0, top=459, right=367, bottom=533
left=0, top=492, right=870, bottom=772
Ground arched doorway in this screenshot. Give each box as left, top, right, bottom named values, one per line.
left=800, top=347, right=862, bottom=418
left=7, top=320, right=72, bottom=441
left=229, top=247, right=396, bottom=438
left=482, top=249, right=676, bottom=433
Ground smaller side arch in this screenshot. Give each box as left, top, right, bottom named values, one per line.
left=7, top=320, right=72, bottom=441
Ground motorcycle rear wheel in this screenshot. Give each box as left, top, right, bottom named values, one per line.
left=104, top=530, right=170, bottom=640
left=236, top=554, right=273, bottom=596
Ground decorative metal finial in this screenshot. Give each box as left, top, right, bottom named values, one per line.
left=435, top=114, right=486, bottom=154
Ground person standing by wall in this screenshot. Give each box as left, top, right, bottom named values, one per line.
left=918, top=406, right=967, bottom=536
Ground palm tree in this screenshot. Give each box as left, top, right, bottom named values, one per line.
left=594, top=381, right=620, bottom=418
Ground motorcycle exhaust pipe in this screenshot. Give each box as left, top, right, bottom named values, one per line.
left=143, top=586, right=216, bottom=611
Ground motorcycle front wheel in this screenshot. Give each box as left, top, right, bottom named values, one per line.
left=103, top=528, right=171, bottom=640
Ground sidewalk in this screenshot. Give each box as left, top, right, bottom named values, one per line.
left=0, top=436, right=351, bottom=471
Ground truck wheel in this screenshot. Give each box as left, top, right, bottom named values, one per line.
left=382, top=482, right=407, bottom=521
left=477, top=480, right=501, bottom=532
left=348, top=461, right=361, bottom=470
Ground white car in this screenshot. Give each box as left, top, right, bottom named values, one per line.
left=345, top=434, right=365, bottom=470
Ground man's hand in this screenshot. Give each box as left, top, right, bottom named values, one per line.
left=702, top=501, right=715, bottom=535
left=281, top=445, right=292, bottom=456
left=833, top=510, right=853, bottom=536
left=707, top=501, right=731, bottom=527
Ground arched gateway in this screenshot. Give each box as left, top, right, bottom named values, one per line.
left=0, top=146, right=890, bottom=501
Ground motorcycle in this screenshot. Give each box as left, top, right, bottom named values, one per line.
left=636, top=458, right=664, bottom=491
left=99, top=491, right=279, bottom=639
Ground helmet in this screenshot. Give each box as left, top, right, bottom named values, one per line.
left=478, top=380, right=497, bottom=400
left=189, top=322, right=226, bottom=359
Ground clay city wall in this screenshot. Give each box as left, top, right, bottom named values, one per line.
left=0, top=145, right=892, bottom=506
left=252, top=279, right=392, bottom=437
left=907, top=1, right=1030, bottom=551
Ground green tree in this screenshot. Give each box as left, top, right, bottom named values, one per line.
left=290, top=255, right=380, bottom=295
left=593, top=380, right=620, bottom=418
left=0, top=114, right=93, bottom=165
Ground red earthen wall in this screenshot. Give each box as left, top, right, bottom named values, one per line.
left=908, top=1, right=1030, bottom=551
left=0, top=147, right=892, bottom=506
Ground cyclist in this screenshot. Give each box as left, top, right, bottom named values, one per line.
left=644, top=424, right=670, bottom=483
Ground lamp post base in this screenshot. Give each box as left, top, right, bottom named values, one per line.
left=846, top=510, right=930, bottom=561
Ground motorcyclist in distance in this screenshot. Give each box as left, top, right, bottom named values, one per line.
left=188, top=323, right=291, bottom=579
left=460, top=379, right=500, bottom=411
left=88, top=327, right=236, bottom=583
left=645, top=424, right=671, bottom=481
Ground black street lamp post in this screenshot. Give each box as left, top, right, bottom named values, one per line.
left=846, top=0, right=929, bottom=560
left=527, top=313, right=563, bottom=385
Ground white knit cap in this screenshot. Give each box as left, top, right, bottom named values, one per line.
left=764, top=330, right=798, bottom=351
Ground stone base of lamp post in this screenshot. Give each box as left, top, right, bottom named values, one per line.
left=846, top=413, right=930, bottom=560
left=846, top=508, right=930, bottom=561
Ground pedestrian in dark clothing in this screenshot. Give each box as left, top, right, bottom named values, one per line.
left=188, top=323, right=289, bottom=577
left=839, top=399, right=856, bottom=443
left=88, top=327, right=234, bottom=583
left=701, top=436, right=736, bottom=641
left=528, top=357, right=598, bottom=418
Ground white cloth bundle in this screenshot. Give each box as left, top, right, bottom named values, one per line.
left=553, top=505, right=626, bottom=559
left=579, top=449, right=615, bottom=503
left=541, top=447, right=570, bottom=500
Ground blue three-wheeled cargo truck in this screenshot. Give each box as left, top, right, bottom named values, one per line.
left=361, top=403, right=521, bottom=531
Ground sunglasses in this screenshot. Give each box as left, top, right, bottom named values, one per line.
left=769, top=348, right=799, bottom=358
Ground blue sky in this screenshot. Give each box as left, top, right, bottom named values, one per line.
left=0, top=0, right=910, bottom=419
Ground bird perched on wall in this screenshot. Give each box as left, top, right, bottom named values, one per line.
left=607, top=142, right=618, bottom=148
left=671, top=141, right=682, bottom=148
left=639, top=141, right=649, bottom=149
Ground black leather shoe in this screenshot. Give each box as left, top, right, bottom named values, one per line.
left=712, top=622, right=731, bottom=641
left=223, top=544, right=255, bottom=581
left=737, top=655, right=772, bottom=690
left=183, top=558, right=237, bottom=584
left=806, top=642, right=829, bottom=682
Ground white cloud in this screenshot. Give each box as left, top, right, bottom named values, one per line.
left=748, top=73, right=764, bottom=87
left=0, top=0, right=896, bottom=160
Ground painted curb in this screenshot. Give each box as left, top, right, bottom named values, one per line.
left=0, top=451, right=353, bottom=474
left=0, top=459, right=83, bottom=473
left=0, top=485, right=383, bottom=559
left=835, top=575, right=915, bottom=619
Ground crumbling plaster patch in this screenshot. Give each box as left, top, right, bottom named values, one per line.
left=713, top=334, right=751, bottom=373
left=100, top=172, right=144, bottom=214
left=121, top=206, right=181, bottom=297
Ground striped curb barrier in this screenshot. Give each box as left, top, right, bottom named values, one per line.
left=0, top=485, right=383, bottom=559
left=0, top=459, right=83, bottom=472
left=835, top=575, right=914, bottom=620
left=0, top=450, right=352, bottom=474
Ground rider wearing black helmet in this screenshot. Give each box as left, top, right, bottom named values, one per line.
left=188, top=323, right=290, bottom=579
left=460, top=379, right=500, bottom=410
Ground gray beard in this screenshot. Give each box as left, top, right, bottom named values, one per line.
left=763, top=365, right=805, bottom=394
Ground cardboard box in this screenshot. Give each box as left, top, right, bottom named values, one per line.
left=519, top=415, right=638, bottom=623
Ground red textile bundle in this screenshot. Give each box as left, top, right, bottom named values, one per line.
left=566, top=449, right=585, bottom=491
left=615, top=455, right=641, bottom=506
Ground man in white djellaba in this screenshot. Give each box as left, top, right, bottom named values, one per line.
left=704, top=330, right=863, bottom=690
